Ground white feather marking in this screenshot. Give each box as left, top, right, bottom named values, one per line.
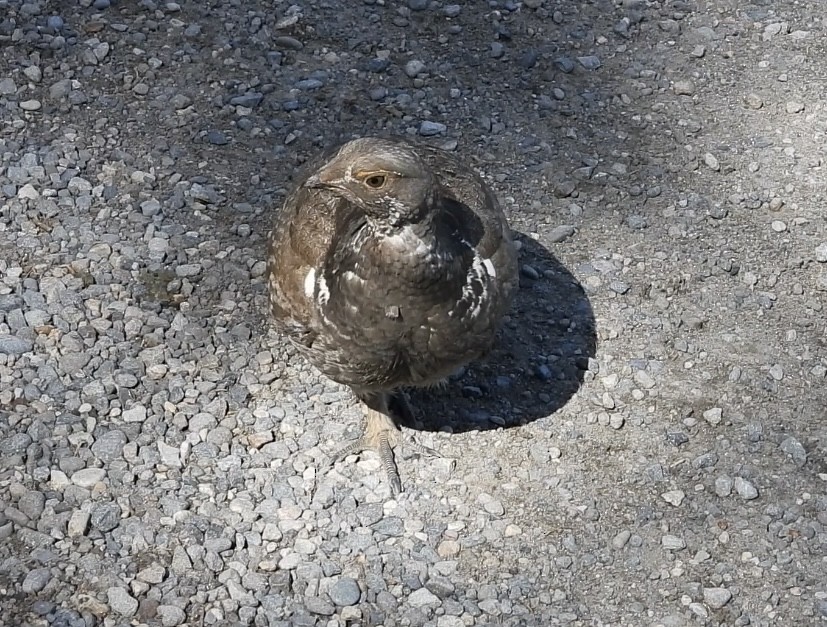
left=483, top=258, right=496, bottom=278
left=460, top=252, right=492, bottom=320
left=303, top=268, right=316, bottom=299
left=317, top=274, right=330, bottom=306
left=343, top=270, right=366, bottom=284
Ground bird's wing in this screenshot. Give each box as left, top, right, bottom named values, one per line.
left=418, top=143, right=520, bottom=302
left=267, top=184, right=340, bottom=342
left=416, top=144, right=514, bottom=252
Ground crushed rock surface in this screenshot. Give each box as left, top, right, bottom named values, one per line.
left=0, top=0, right=825, bottom=626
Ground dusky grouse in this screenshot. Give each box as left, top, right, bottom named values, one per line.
left=267, top=136, right=518, bottom=494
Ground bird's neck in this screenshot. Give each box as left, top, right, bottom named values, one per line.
left=376, top=216, right=445, bottom=260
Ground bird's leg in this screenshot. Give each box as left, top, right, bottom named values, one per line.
left=328, top=391, right=439, bottom=495
left=387, top=391, right=440, bottom=458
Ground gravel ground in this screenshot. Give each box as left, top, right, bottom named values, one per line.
left=1, top=0, right=826, bottom=626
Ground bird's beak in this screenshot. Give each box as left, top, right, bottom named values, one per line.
left=304, top=173, right=326, bottom=188
left=304, top=167, right=344, bottom=189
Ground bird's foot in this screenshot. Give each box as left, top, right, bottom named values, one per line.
left=327, top=393, right=439, bottom=495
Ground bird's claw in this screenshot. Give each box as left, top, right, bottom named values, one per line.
left=322, top=431, right=441, bottom=496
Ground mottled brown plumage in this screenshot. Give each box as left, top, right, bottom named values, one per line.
left=267, top=136, right=518, bottom=494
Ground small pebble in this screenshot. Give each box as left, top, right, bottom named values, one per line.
left=734, top=477, right=759, bottom=500
left=612, top=530, right=631, bottom=549
left=419, top=121, right=447, bottom=136
left=20, top=99, right=42, bottom=111
left=703, top=153, right=720, bottom=171
left=22, top=569, right=52, bottom=593
left=779, top=437, right=807, bottom=467
left=577, top=55, right=601, bottom=70
left=108, top=588, right=139, bottom=616
left=661, top=490, right=686, bottom=506
left=704, top=587, right=733, bottom=609
left=768, top=364, right=784, bottom=380
left=662, top=535, right=686, bottom=550
left=71, top=468, right=106, bottom=487
left=157, top=605, right=186, bottom=627
left=703, top=407, right=722, bottom=425
left=548, top=225, right=575, bottom=242
left=745, top=93, right=763, bottom=109
left=404, top=60, right=426, bottom=78
left=408, top=587, right=441, bottom=608
left=328, top=578, right=361, bottom=606
left=714, top=476, right=733, bottom=498
left=673, top=80, right=695, bottom=95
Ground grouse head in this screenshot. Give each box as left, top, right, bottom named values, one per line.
left=304, top=137, right=438, bottom=230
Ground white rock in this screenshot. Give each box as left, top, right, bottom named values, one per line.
left=70, top=468, right=106, bottom=487
left=408, top=587, right=440, bottom=608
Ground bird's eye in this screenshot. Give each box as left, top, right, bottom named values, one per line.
left=364, top=175, right=386, bottom=189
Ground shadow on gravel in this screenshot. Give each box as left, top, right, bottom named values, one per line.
left=408, top=231, right=597, bottom=434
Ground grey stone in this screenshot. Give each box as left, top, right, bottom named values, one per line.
left=518, top=50, right=539, bottom=69
left=158, top=441, right=182, bottom=467
left=554, top=57, right=576, bottom=73
left=328, top=577, right=361, bottom=606
left=703, top=587, right=733, bottom=609
left=91, top=430, right=127, bottom=462
left=714, top=475, right=733, bottom=497
left=137, top=564, right=166, bottom=584
left=23, top=65, right=43, bottom=83
left=577, top=55, right=601, bottom=70
left=207, top=130, right=228, bottom=145
left=71, top=468, right=106, bottom=487
left=49, top=79, right=72, bottom=100
left=661, top=535, right=686, bottom=550
left=108, top=587, right=138, bottom=616
left=734, top=477, right=759, bottom=500
left=171, top=546, right=193, bottom=574
left=122, top=405, right=147, bottom=422
left=626, top=215, right=647, bottom=230
left=0, top=334, right=33, bottom=355
left=305, top=596, right=335, bottom=615
left=90, top=502, right=120, bottom=532
left=703, top=407, right=722, bottom=425
left=230, top=93, right=264, bottom=107
left=548, top=225, right=576, bottom=242
left=0, top=77, right=17, bottom=94
left=1, top=433, right=32, bottom=455
left=22, top=568, right=51, bottom=593
left=18, top=490, right=46, bottom=519
left=673, top=80, right=695, bottom=95
left=478, top=493, right=504, bottom=516
left=372, top=516, right=404, bottom=536
left=274, top=36, right=303, bottom=50
left=419, top=121, right=447, bottom=136
left=68, top=511, right=90, bottom=537
left=404, top=60, right=426, bottom=78
left=157, top=605, right=186, bottom=626
left=779, top=437, right=807, bottom=467
left=408, top=587, right=441, bottom=608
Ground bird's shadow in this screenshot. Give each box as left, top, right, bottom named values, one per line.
left=407, top=231, right=597, bottom=434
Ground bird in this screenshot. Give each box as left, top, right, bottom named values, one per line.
left=266, top=136, right=519, bottom=494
